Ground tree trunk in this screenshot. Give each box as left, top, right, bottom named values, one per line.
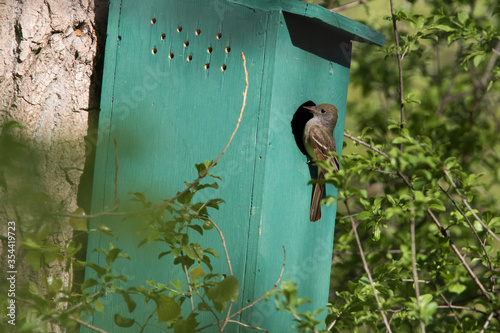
left=0, top=0, right=107, bottom=330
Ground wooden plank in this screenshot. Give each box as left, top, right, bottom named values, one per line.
left=84, top=0, right=270, bottom=331
left=238, top=10, right=351, bottom=331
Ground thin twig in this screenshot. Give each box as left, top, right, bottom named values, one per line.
left=389, top=0, right=405, bottom=152
left=342, top=134, right=494, bottom=304
left=438, top=183, right=494, bottom=271
left=345, top=201, right=392, bottom=332
left=338, top=212, right=361, bottom=220
left=479, top=311, right=495, bottom=333
left=167, top=52, right=248, bottom=205
left=197, top=247, right=286, bottom=332
left=230, top=247, right=286, bottom=319
left=443, top=168, right=500, bottom=243
left=426, top=208, right=492, bottom=302
left=410, top=203, right=426, bottom=333
left=182, top=263, right=195, bottom=311
left=330, top=0, right=370, bottom=12
left=387, top=309, right=401, bottom=325
left=55, top=206, right=123, bottom=219
left=366, top=168, right=398, bottom=175
left=436, top=305, right=486, bottom=315
left=226, top=320, right=267, bottom=332
left=208, top=218, right=233, bottom=276
left=343, top=133, right=389, bottom=159
left=435, top=284, right=464, bottom=329
left=192, top=216, right=234, bottom=331
left=69, top=315, right=108, bottom=333
left=221, top=303, right=233, bottom=332
left=463, top=200, right=500, bottom=242
left=402, top=279, right=429, bottom=284
left=480, top=39, right=500, bottom=88
left=327, top=316, right=338, bottom=331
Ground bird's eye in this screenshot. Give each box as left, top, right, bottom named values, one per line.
left=321, top=109, right=326, bottom=114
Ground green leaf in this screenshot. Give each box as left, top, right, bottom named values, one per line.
left=173, top=313, right=199, bottom=333
left=85, top=262, right=107, bottom=277
left=195, top=160, right=210, bottom=175
left=488, top=217, right=500, bottom=227
left=81, top=278, right=99, bottom=290
left=189, top=264, right=205, bottom=278
left=94, top=299, right=104, bottom=313
left=117, top=289, right=137, bottom=313
left=204, top=248, right=219, bottom=258
left=419, top=294, right=434, bottom=305
left=206, top=276, right=239, bottom=303
left=473, top=219, right=483, bottom=232
left=473, top=53, right=485, bottom=68
left=448, top=282, right=466, bottom=294
left=205, top=198, right=225, bottom=210
left=25, top=251, right=42, bottom=271
left=372, top=226, right=381, bottom=241
left=177, top=190, right=194, bottom=204
left=171, top=280, right=182, bottom=291
left=114, top=313, right=135, bottom=328
left=96, top=225, right=116, bottom=237
left=106, top=248, right=123, bottom=266
left=373, top=197, right=384, bottom=211
left=457, top=12, right=468, bottom=24
left=182, top=243, right=203, bottom=261
left=195, top=182, right=218, bottom=191
left=197, top=303, right=211, bottom=311
left=69, top=207, right=88, bottom=231
left=188, top=224, right=204, bottom=235
left=428, top=199, right=446, bottom=211
left=156, top=294, right=181, bottom=323
left=2, top=120, right=27, bottom=131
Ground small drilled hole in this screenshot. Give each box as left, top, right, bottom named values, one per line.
left=184, top=41, right=189, bottom=47
left=195, top=29, right=201, bottom=35
left=177, top=26, right=182, bottom=32
left=225, top=46, right=231, bottom=53
left=152, top=48, right=157, bottom=54
left=221, top=64, right=227, bottom=71
left=207, top=47, right=213, bottom=53
left=168, top=53, right=174, bottom=59
left=160, top=33, right=166, bottom=40
left=187, top=55, right=192, bottom=62
left=151, top=18, right=156, bottom=24
left=204, top=63, right=210, bottom=70
left=216, top=33, right=222, bottom=39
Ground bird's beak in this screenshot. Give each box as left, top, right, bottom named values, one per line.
left=303, top=106, right=317, bottom=114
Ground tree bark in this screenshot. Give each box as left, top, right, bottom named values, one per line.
left=0, top=0, right=108, bottom=330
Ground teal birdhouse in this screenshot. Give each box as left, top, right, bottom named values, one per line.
left=83, top=0, right=384, bottom=331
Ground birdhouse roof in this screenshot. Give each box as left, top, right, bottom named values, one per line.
left=229, top=0, right=385, bottom=46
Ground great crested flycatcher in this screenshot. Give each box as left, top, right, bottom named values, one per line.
left=302, top=104, right=339, bottom=222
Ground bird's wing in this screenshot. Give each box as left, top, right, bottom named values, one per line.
left=309, top=125, right=340, bottom=171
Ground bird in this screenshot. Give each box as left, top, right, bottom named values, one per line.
left=302, top=104, right=340, bottom=222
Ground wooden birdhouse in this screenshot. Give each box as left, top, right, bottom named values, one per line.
left=83, top=0, right=384, bottom=331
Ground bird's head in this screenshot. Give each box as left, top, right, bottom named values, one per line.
left=304, top=104, right=338, bottom=130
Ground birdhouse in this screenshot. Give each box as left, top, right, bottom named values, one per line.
left=83, top=0, right=384, bottom=331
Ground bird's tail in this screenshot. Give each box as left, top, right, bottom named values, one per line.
left=310, top=171, right=325, bottom=222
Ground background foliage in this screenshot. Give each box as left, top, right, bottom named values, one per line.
left=318, top=0, right=500, bottom=332
left=1, top=0, right=499, bottom=332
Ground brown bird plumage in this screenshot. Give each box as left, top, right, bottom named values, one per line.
left=302, top=104, right=339, bottom=222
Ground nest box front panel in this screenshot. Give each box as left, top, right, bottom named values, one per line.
left=240, top=10, right=354, bottom=329
left=86, top=0, right=270, bottom=330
